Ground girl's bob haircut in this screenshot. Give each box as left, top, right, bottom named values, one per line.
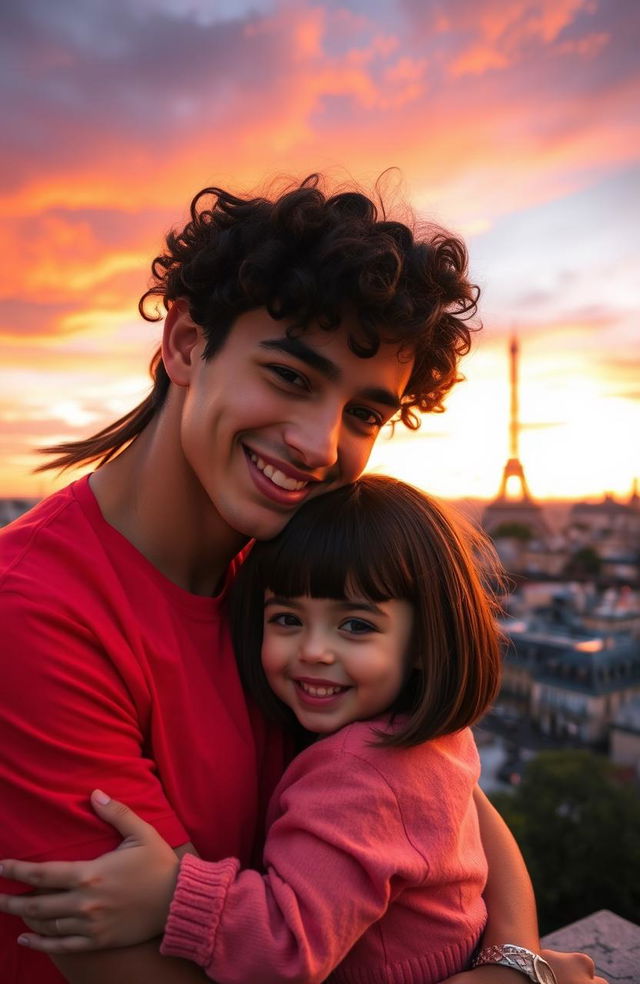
left=231, top=474, right=503, bottom=747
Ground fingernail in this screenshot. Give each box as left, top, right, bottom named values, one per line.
left=93, top=789, right=111, bottom=805
left=17, top=936, right=30, bottom=946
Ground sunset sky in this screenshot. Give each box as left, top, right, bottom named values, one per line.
left=2, top=0, right=639, bottom=501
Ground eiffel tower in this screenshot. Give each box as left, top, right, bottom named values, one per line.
left=483, top=335, right=549, bottom=542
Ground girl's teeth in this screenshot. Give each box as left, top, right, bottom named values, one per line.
left=300, top=682, right=344, bottom=697
left=250, top=453, right=307, bottom=491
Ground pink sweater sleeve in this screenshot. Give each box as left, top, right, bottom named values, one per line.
left=160, top=746, right=426, bottom=984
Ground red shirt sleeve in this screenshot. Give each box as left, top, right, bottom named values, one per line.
left=0, top=589, right=189, bottom=892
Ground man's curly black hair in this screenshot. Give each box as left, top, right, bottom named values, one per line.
left=40, top=173, right=479, bottom=472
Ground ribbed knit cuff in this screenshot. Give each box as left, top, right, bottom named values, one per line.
left=160, top=852, right=240, bottom=967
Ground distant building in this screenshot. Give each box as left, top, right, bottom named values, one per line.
left=582, top=586, right=640, bottom=640
left=481, top=339, right=639, bottom=587
left=512, top=540, right=567, bottom=578
left=501, top=618, right=640, bottom=746
left=566, top=485, right=640, bottom=585
left=0, top=498, right=39, bottom=527
left=610, top=695, right=640, bottom=778
left=483, top=337, right=550, bottom=557
left=568, top=486, right=640, bottom=549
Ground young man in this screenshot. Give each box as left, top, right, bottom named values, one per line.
left=0, top=177, right=597, bottom=984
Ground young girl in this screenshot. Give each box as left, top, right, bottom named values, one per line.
left=3, top=476, right=505, bottom=983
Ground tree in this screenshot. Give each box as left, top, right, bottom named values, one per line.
left=564, top=546, right=602, bottom=579
left=491, top=750, right=640, bottom=933
left=491, top=522, right=533, bottom=542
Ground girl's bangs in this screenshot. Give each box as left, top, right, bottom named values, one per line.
left=254, top=492, right=413, bottom=603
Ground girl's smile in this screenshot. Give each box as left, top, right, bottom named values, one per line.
left=293, top=677, right=353, bottom=707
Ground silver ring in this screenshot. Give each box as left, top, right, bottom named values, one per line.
left=55, top=918, right=63, bottom=935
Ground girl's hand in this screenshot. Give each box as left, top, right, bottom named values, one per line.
left=443, top=948, right=607, bottom=984
left=0, top=790, right=181, bottom=953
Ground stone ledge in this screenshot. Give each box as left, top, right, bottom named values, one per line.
left=542, top=910, right=640, bottom=983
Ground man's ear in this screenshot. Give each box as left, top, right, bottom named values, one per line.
left=162, top=299, right=202, bottom=387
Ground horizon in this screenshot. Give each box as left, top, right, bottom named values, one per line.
left=2, top=468, right=634, bottom=510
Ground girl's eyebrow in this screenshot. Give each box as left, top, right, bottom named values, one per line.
left=263, top=595, right=302, bottom=609
left=336, top=600, right=386, bottom=616
left=263, top=596, right=388, bottom=617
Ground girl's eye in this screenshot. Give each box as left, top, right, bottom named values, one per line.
left=269, top=365, right=309, bottom=390
left=268, top=612, right=302, bottom=627
left=348, top=406, right=383, bottom=428
left=340, top=617, right=376, bottom=635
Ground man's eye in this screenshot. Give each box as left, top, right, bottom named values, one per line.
left=269, top=365, right=308, bottom=389
left=341, top=618, right=376, bottom=634
left=348, top=406, right=383, bottom=427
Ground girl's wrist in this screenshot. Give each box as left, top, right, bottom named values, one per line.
left=161, top=854, right=240, bottom=966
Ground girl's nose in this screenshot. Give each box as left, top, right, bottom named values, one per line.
left=299, top=632, right=335, bottom=664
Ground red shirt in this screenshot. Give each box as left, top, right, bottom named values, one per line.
left=0, top=477, right=286, bottom=983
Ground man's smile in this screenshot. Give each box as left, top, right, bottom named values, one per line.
left=247, top=449, right=311, bottom=491
left=243, top=446, right=323, bottom=505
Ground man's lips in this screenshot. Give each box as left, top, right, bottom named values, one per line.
left=244, top=446, right=324, bottom=492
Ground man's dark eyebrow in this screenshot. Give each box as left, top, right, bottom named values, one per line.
left=259, top=337, right=403, bottom=412
left=259, top=337, right=340, bottom=382
left=359, top=387, right=402, bottom=412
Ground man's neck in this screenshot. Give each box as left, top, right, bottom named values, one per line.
left=90, top=404, right=248, bottom=597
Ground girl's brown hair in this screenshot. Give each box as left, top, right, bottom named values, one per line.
left=38, top=174, right=479, bottom=473
left=230, top=474, right=502, bottom=747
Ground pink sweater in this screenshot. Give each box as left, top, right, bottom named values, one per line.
left=161, top=718, right=488, bottom=984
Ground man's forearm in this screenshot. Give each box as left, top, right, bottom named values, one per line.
left=474, top=786, right=539, bottom=950
left=53, top=941, right=211, bottom=984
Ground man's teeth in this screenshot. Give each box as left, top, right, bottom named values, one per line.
left=250, top=453, right=307, bottom=491
left=298, top=681, right=345, bottom=697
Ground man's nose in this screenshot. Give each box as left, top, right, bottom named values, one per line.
left=283, top=406, right=341, bottom=470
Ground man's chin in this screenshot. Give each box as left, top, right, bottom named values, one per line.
left=228, top=505, right=297, bottom=543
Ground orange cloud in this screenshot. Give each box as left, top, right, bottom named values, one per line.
left=448, top=0, right=595, bottom=76
left=293, top=5, right=325, bottom=59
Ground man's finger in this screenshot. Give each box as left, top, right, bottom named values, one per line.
left=18, top=932, right=94, bottom=954
left=0, top=859, right=85, bottom=890
left=23, top=915, right=87, bottom=937
left=90, top=789, right=155, bottom=842
left=0, top=889, right=81, bottom=919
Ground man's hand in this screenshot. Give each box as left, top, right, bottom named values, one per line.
left=0, top=790, right=181, bottom=952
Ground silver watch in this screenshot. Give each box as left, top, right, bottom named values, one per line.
left=473, top=944, right=558, bottom=984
